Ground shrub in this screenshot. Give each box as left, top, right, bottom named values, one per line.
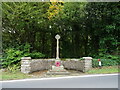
left=92, top=59, right=118, bottom=68
left=1, top=43, right=45, bottom=68
left=7, top=64, right=20, bottom=73
left=30, top=52, right=45, bottom=59
left=1, top=48, right=23, bottom=68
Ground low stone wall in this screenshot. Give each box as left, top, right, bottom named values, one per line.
left=62, top=60, right=84, bottom=72
left=30, top=59, right=55, bottom=72
left=21, top=57, right=92, bottom=73
left=21, top=57, right=55, bottom=73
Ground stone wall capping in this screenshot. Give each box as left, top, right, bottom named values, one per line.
left=71, top=59, right=79, bottom=61
left=83, top=57, right=92, bottom=60
left=21, top=65, right=30, bottom=66
left=21, top=57, right=31, bottom=60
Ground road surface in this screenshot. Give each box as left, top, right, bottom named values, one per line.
left=1, top=74, right=118, bottom=88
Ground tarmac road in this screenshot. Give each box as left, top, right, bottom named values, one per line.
left=1, top=74, right=118, bottom=88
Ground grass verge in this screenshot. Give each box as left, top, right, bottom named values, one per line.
left=87, top=66, right=119, bottom=74
left=0, top=71, right=32, bottom=80
left=0, top=66, right=119, bottom=80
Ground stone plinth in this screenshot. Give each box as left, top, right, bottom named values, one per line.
left=46, top=65, right=70, bottom=75
left=21, top=57, right=32, bottom=73
left=83, top=57, right=92, bottom=72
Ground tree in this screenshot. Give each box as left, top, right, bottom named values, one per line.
left=2, top=2, right=120, bottom=59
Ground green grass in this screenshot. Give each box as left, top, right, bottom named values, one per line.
left=87, top=66, right=119, bottom=74
left=0, top=71, right=32, bottom=80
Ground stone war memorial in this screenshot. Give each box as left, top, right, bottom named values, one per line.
left=46, top=34, right=70, bottom=75
left=21, top=34, right=92, bottom=75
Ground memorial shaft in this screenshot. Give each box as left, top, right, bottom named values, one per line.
left=56, top=39, right=59, bottom=59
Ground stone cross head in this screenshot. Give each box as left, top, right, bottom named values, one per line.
left=55, top=34, right=60, bottom=39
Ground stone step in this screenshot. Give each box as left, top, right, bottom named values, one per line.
left=46, top=71, right=70, bottom=75
left=46, top=65, right=70, bottom=75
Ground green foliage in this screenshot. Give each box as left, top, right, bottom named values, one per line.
left=1, top=43, right=45, bottom=68
left=1, top=48, right=23, bottom=68
left=2, top=2, right=119, bottom=58
left=79, top=58, right=85, bottom=60
left=7, top=64, right=20, bottom=73
left=30, top=52, right=45, bottom=59
left=92, top=58, right=119, bottom=68
left=94, top=53, right=120, bottom=66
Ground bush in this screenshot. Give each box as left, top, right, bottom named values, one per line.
left=7, top=64, right=20, bottom=73
left=92, top=59, right=118, bottom=68
left=92, top=54, right=120, bottom=67
left=1, top=48, right=23, bottom=68
left=1, top=43, right=45, bottom=68
left=30, top=52, right=45, bottom=59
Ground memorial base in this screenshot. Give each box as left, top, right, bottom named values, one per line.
left=46, top=65, right=70, bottom=75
